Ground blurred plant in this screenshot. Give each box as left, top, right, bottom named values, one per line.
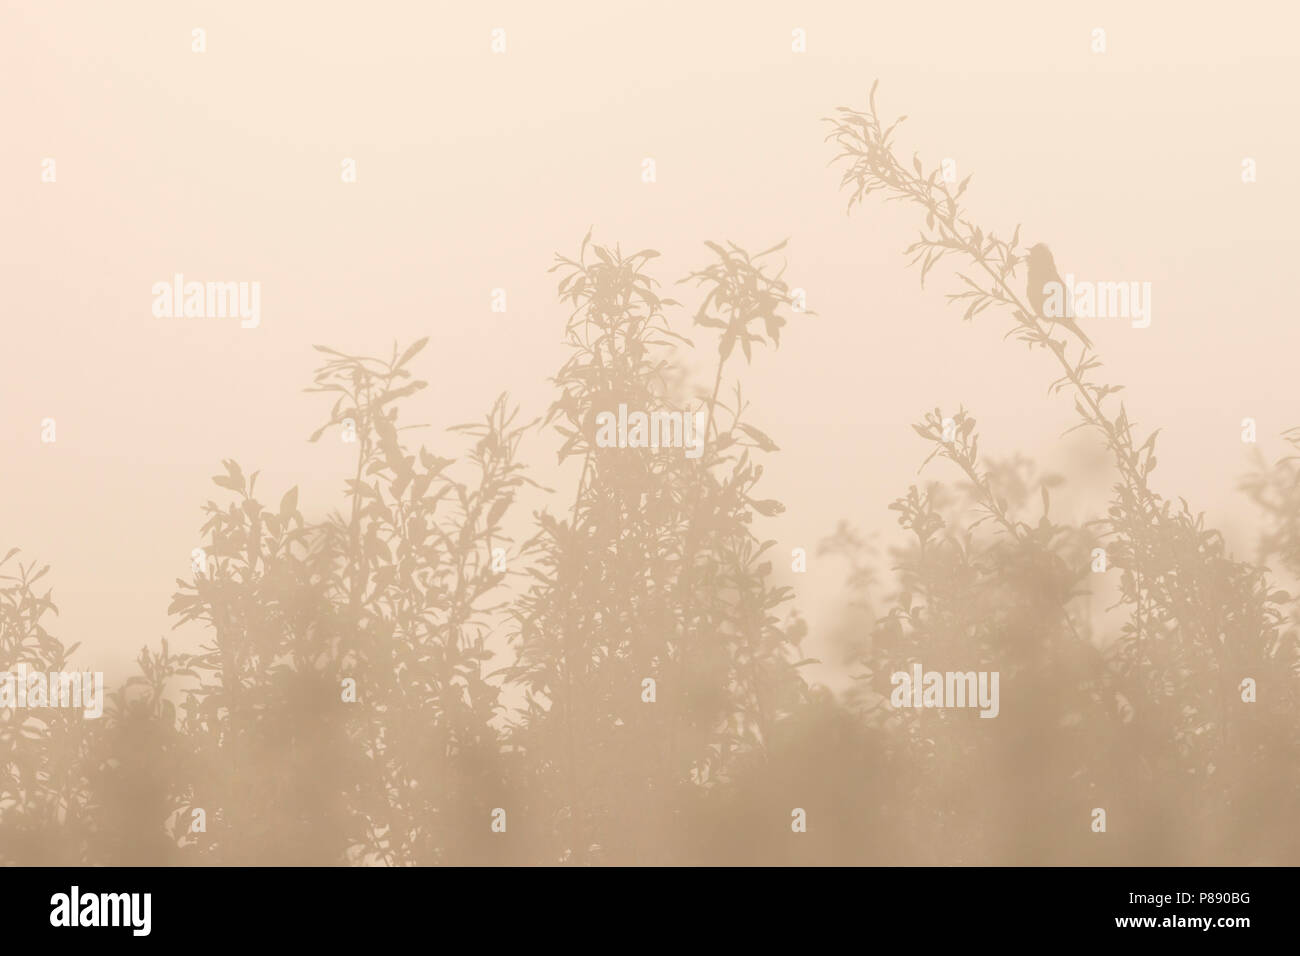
left=149, top=341, right=537, bottom=864
left=0, top=550, right=91, bottom=864
left=3, top=119, right=1295, bottom=864
left=504, top=234, right=813, bottom=863
left=1242, top=426, right=1300, bottom=582
left=826, top=83, right=1300, bottom=863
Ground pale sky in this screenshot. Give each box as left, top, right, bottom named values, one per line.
left=2, top=1, right=1297, bottom=688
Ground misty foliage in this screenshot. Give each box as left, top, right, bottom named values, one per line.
left=824, top=82, right=1300, bottom=864
left=2, top=87, right=1298, bottom=863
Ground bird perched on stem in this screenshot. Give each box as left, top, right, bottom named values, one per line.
left=1023, top=243, right=1093, bottom=350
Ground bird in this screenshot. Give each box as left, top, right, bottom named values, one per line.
left=1023, top=243, right=1093, bottom=350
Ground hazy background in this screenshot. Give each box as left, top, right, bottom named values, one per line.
left=2, top=0, right=1297, bottom=688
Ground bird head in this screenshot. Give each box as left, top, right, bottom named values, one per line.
left=1024, top=243, right=1053, bottom=270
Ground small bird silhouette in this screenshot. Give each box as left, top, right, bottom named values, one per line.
left=1024, top=243, right=1093, bottom=350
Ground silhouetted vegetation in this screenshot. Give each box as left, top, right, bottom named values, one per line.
left=2, top=87, right=1297, bottom=865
